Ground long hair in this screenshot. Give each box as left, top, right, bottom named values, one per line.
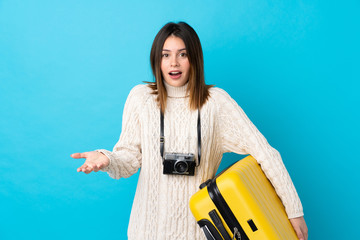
left=147, top=22, right=213, bottom=113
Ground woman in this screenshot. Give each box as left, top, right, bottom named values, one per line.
left=71, top=22, right=308, bottom=240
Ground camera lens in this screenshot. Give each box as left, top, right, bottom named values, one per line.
left=174, top=160, right=188, bottom=174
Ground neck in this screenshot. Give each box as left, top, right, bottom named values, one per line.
left=164, top=81, right=189, bottom=98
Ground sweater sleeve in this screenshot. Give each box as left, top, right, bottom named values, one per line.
left=214, top=88, right=304, bottom=219
left=96, top=85, right=145, bottom=179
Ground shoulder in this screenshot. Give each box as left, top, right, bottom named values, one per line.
left=126, top=84, right=153, bottom=103
left=128, top=84, right=152, bottom=97
left=209, top=87, right=235, bottom=102
left=121, top=84, right=154, bottom=114
left=207, top=86, right=244, bottom=114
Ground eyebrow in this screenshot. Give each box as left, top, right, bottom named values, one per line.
left=162, top=48, right=187, bottom=52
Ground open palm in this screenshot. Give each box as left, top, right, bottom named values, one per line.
left=71, top=151, right=110, bottom=174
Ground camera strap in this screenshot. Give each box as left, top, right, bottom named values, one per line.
left=160, top=109, right=201, bottom=166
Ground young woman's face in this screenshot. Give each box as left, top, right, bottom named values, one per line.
left=161, top=36, right=190, bottom=87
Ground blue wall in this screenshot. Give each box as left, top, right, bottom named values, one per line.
left=1, top=0, right=359, bottom=239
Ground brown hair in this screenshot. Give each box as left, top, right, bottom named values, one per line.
left=147, top=22, right=213, bottom=113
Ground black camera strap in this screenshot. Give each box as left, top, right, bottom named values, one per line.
left=160, top=109, right=201, bottom=166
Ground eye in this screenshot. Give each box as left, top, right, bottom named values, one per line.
left=179, top=52, right=187, bottom=57
left=162, top=53, right=169, bottom=58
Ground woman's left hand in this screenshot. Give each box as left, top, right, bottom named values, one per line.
left=290, top=216, right=308, bottom=240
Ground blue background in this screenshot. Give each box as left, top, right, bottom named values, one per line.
left=1, top=0, right=359, bottom=239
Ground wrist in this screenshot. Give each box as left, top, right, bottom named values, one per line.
left=95, top=149, right=112, bottom=170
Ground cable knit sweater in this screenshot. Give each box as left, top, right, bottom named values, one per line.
left=97, top=82, right=303, bottom=240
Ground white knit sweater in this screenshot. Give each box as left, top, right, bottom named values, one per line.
left=98, top=82, right=303, bottom=240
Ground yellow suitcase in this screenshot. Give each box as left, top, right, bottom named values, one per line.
left=190, top=155, right=298, bottom=240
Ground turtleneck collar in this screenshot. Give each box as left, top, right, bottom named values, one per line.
left=164, top=81, right=189, bottom=98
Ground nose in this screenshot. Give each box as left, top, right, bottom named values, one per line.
left=170, top=55, right=179, bottom=67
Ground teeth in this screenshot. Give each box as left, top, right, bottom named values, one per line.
left=170, top=72, right=180, bottom=75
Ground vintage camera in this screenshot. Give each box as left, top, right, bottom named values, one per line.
left=163, top=152, right=196, bottom=176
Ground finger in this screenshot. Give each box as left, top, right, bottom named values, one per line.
left=78, top=165, right=89, bottom=173
left=94, top=163, right=103, bottom=172
left=71, top=152, right=88, bottom=159
left=84, top=163, right=96, bottom=174
left=93, top=165, right=100, bottom=172
left=84, top=166, right=94, bottom=174
left=77, top=163, right=90, bottom=172
left=295, top=228, right=304, bottom=240
left=77, top=166, right=87, bottom=172
left=303, top=227, right=308, bottom=240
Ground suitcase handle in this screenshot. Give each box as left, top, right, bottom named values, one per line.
left=207, top=180, right=249, bottom=240
left=198, top=219, right=223, bottom=240
left=209, top=210, right=232, bottom=240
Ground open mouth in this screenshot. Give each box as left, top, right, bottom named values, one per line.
left=169, top=71, right=182, bottom=76
left=169, top=71, right=182, bottom=79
